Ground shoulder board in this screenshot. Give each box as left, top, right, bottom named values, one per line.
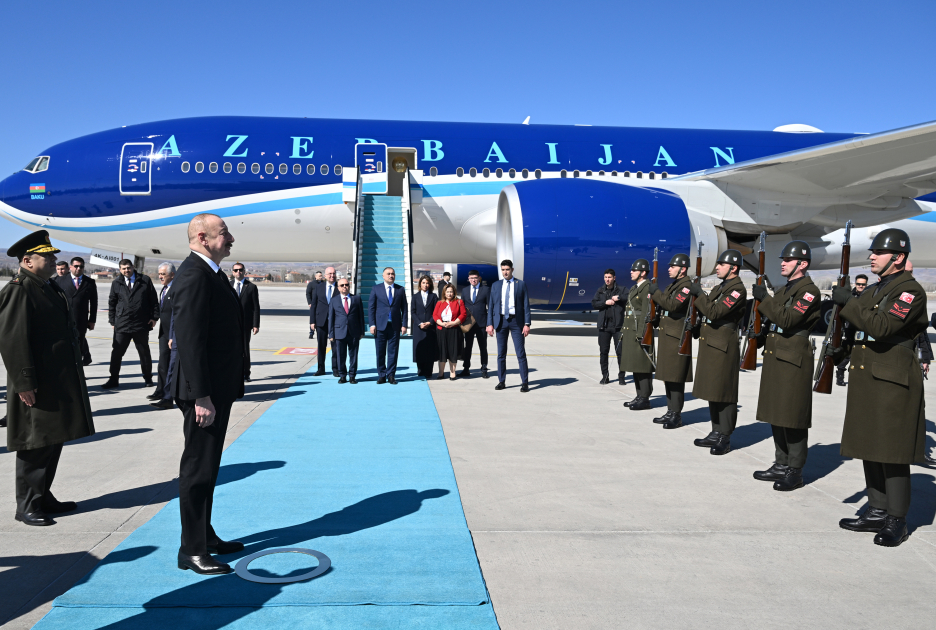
left=10, top=275, right=22, bottom=285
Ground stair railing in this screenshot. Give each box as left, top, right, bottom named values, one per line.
left=351, top=173, right=364, bottom=295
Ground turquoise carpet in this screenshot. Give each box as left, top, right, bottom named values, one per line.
left=35, top=339, right=499, bottom=629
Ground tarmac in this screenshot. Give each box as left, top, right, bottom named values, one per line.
left=2, top=282, right=936, bottom=629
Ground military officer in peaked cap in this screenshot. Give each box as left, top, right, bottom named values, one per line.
left=831, top=228, right=927, bottom=547
left=0, top=230, right=94, bottom=526
left=750, top=241, right=821, bottom=491
left=688, top=249, right=747, bottom=455
left=620, top=258, right=655, bottom=410
left=648, top=253, right=694, bottom=429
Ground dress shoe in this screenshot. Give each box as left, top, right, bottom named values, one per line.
left=653, top=410, right=674, bottom=424
left=177, top=551, right=232, bottom=575
left=245, top=376, right=252, bottom=383
left=599, top=375, right=610, bottom=385
left=618, top=376, right=626, bottom=385
left=349, top=377, right=358, bottom=384
left=338, top=376, right=347, bottom=384
left=450, top=377, right=457, bottom=381
left=623, top=399, right=635, bottom=408
left=207, top=540, right=244, bottom=555
left=662, top=412, right=683, bottom=429
left=459, top=368, right=471, bottom=378
left=710, top=434, right=731, bottom=456
left=481, top=368, right=490, bottom=379
left=101, top=379, right=120, bottom=389
left=495, top=382, right=506, bottom=391
left=628, top=397, right=651, bottom=411
left=15, top=511, right=55, bottom=526
left=150, top=399, right=173, bottom=410
left=694, top=432, right=720, bottom=447
left=0, top=415, right=6, bottom=428
left=377, top=377, right=386, bottom=384
left=146, top=392, right=162, bottom=400
left=388, top=376, right=397, bottom=384
left=753, top=463, right=789, bottom=482
left=332, top=371, right=340, bottom=378
left=874, top=516, right=909, bottom=547
left=43, top=499, right=77, bottom=514
left=308, top=332, right=314, bottom=339
left=313, top=369, right=326, bottom=376
left=520, top=382, right=529, bottom=393
left=840, top=507, right=888, bottom=532
left=773, top=467, right=804, bottom=491
left=144, top=379, right=154, bottom=387
left=836, top=378, right=846, bottom=387
left=82, top=358, right=93, bottom=366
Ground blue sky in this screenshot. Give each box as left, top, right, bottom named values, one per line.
left=1, top=0, right=934, bottom=249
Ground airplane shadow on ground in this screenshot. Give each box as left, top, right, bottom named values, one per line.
left=90, top=488, right=451, bottom=630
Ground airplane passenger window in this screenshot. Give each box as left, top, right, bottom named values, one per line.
left=252, top=163, right=260, bottom=174
left=430, top=167, right=437, bottom=176
left=307, top=164, right=315, bottom=175
left=335, top=165, right=342, bottom=175
left=320, top=164, right=329, bottom=175
left=522, top=169, right=529, bottom=179
left=36, top=157, right=50, bottom=172
left=623, top=171, right=630, bottom=177
left=636, top=171, right=643, bottom=179
left=279, top=164, right=287, bottom=175
left=648, top=172, right=655, bottom=179
left=293, top=164, right=301, bottom=175
left=662, top=172, right=668, bottom=179
left=238, top=163, right=246, bottom=174
left=195, top=162, right=204, bottom=173
left=181, top=162, right=190, bottom=173
left=224, top=162, right=232, bottom=173
left=483, top=168, right=490, bottom=177
left=470, top=168, right=477, bottom=177
left=508, top=169, right=515, bottom=178
left=209, top=162, right=218, bottom=173
left=265, top=163, right=274, bottom=174
left=573, top=170, right=580, bottom=178
left=496, top=168, right=503, bottom=178
left=456, top=167, right=464, bottom=177
left=598, top=170, right=605, bottom=176
left=560, top=170, right=567, bottom=178
left=586, top=170, right=592, bottom=176
left=534, top=169, right=541, bottom=179
left=612, top=171, right=618, bottom=176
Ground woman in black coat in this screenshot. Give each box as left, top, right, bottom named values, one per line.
left=411, top=275, right=439, bottom=377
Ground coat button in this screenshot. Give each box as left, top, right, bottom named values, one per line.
left=860, top=365, right=864, bottom=369
left=862, top=345, right=866, bottom=349
left=850, top=365, right=854, bottom=370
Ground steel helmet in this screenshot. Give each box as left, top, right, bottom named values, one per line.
left=779, top=240, right=812, bottom=261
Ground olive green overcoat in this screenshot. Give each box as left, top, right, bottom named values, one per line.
left=620, top=280, right=655, bottom=374
left=755, top=276, right=821, bottom=429
left=839, top=271, right=927, bottom=464
left=691, top=276, right=746, bottom=403
left=652, top=275, right=693, bottom=383
left=0, top=268, right=94, bottom=451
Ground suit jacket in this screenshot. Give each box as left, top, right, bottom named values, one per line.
left=231, top=278, right=260, bottom=329
left=55, top=273, right=97, bottom=331
left=170, top=252, right=245, bottom=404
left=461, top=284, right=490, bottom=329
left=328, top=293, right=365, bottom=340
left=312, top=282, right=338, bottom=328
left=108, top=272, right=159, bottom=334
left=487, top=278, right=531, bottom=329
left=368, top=283, right=408, bottom=331
left=157, top=282, right=174, bottom=339
left=437, top=279, right=450, bottom=298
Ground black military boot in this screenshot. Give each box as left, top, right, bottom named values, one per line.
left=753, top=463, right=789, bottom=482
left=773, top=467, right=804, bottom=491
left=836, top=377, right=846, bottom=386
left=599, top=375, right=610, bottom=385
left=662, top=412, right=682, bottom=429
left=618, top=375, right=626, bottom=385
left=710, top=434, right=731, bottom=456
left=873, top=515, right=909, bottom=547
left=653, top=410, right=674, bottom=424
left=623, top=398, right=636, bottom=408
left=694, top=432, right=720, bottom=448
left=839, top=507, right=888, bottom=532
left=629, top=397, right=651, bottom=411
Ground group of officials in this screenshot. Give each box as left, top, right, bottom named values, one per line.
left=597, top=229, right=928, bottom=547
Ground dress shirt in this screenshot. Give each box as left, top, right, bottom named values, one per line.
left=125, top=272, right=136, bottom=289
left=420, top=290, right=428, bottom=306
left=192, top=250, right=220, bottom=273
left=160, top=281, right=173, bottom=305
left=441, top=302, right=453, bottom=322
left=326, top=282, right=335, bottom=302
left=342, top=294, right=350, bottom=313
left=234, top=279, right=243, bottom=296
left=471, top=284, right=478, bottom=302
left=501, top=278, right=515, bottom=316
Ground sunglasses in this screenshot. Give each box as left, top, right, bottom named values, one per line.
left=72, top=264, right=84, bottom=268
left=338, top=284, right=349, bottom=287
left=232, top=268, right=245, bottom=273
left=855, top=283, right=867, bottom=287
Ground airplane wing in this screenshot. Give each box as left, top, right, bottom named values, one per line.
left=672, top=119, right=936, bottom=204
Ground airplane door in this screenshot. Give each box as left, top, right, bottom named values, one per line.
left=120, top=143, right=153, bottom=195
left=355, top=143, right=387, bottom=194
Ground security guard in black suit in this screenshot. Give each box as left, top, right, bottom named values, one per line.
left=54, top=257, right=97, bottom=365
left=591, top=268, right=626, bottom=385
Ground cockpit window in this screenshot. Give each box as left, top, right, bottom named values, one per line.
left=23, top=156, right=50, bottom=173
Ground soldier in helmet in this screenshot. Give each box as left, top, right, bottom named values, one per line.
left=830, top=228, right=927, bottom=547
left=647, top=253, right=693, bottom=428
left=750, top=241, right=821, bottom=491
left=0, top=230, right=95, bottom=526
left=620, top=258, right=655, bottom=410
left=687, top=249, right=747, bottom=455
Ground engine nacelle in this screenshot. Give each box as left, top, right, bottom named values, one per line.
left=496, top=179, right=694, bottom=309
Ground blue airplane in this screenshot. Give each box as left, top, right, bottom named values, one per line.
left=2, top=116, right=935, bottom=309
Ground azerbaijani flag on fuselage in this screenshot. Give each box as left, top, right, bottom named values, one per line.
left=30, top=184, right=45, bottom=194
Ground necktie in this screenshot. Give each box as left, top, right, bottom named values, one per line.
left=127, top=277, right=133, bottom=290
left=343, top=295, right=349, bottom=314
left=503, top=280, right=509, bottom=315
left=327, top=284, right=333, bottom=302
left=387, top=285, right=393, bottom=321
left=472, top=286, right=477, bottom=302
left=74, top=276, right=80, bottom=290
left=237, top=282, right=242, bottom=296
left=160, top=285, right=168, bottom=306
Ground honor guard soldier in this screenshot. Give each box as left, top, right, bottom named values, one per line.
left=688, top=249, right=747, bottom=455
left=592, top=268, right=627, bottom=384
left=0, top=230, right=94, bottom=526
left=750, top=241, right=821, bottom=491
left=648, top=254, right=694, bottom=428
left=620, top=259, right=654, bottom=410
left=831, top=228, right=927, bottom=547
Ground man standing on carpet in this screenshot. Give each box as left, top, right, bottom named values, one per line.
left=171, top=213, right=245, bottom=575
left=369, top=267, right=408, bottom=384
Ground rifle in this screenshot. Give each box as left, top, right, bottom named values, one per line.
left=740, top=232, right=766, bottom=371
left=814, top=220, right=853, bottom=394
left=678, top=242, right=703, bottom=356
left=641, top=247, right=659, bottom=348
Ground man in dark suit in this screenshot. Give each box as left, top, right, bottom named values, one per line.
left=54, top=256, right=97, bottom=365
left=460, top=270, right=490, bottom=378
left=437, top=271, right=451, bottom=298
left=311, top=266, right=340, bottom=376
left=170, top=213, right=245, bottom=575
left=369, top=267, right=408, bottom=384
left=306, top=272, right=322, bottom=339
left=147, top=263, right=176, bottom=410
left=230, top=263, right=260, bottom=382
left=328, top=278, right=365, bottom=383
left=102, top=259, right=159, bottom=389
left=487, top=259, right=532, bottom=392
